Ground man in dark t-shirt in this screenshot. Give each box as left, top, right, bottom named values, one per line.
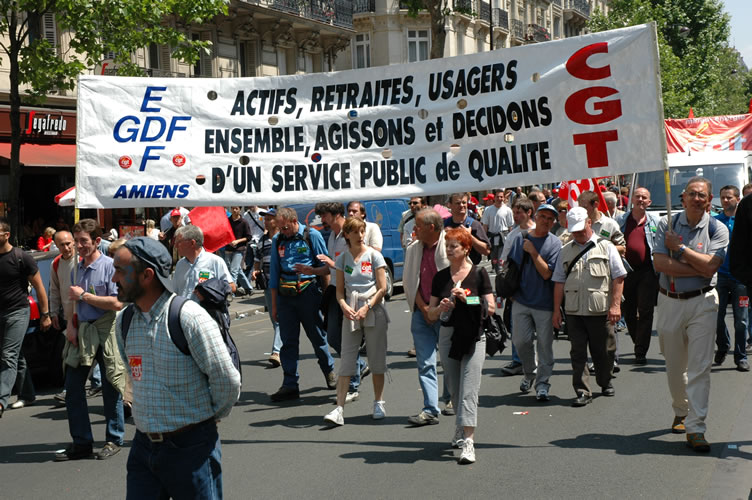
left=0, top=217, right=51, bottom=415
left=225, top=206, right=254, bottom=296
left=443, top=192, right=490, bottom=265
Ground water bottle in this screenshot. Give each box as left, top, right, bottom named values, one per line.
left=440, top=281, right=462, bottom=322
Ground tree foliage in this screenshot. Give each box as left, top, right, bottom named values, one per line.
left=0, top=0, right=228, bottom=244
left=589, top=0, right=751, bottom=118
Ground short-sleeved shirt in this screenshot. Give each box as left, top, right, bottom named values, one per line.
left=508, top=232, right=562, bottom=310
left=653, top=211, right=729, bottom=292
left=335, top=247, right=386, bottom=294
left=624, top=216, right=649, bottom=270
left=443, top=216, right=491, bottom=265
left=0, top=247, right=38, bottom=311
left=431, top=264, right=492, bottom=327
left=269, top=225, right=328, bottom=289
left=714, top=212, right=735, bottom=278
left=174, top=249, right=234, bottom=301
left=74, top=253, right=118, bottom=322
left=365, top=221, right=383, bottom=250
left=482, top=204, right=514, bottom=234
left=592, top=214, right=625, bottom=246
left=327, top=229, right=348, bottom=284
left=226, top=216, right=252, bottom=251
left=552, top=233, right=627, bottom=283
left=500, top=224, right=536, bottom=262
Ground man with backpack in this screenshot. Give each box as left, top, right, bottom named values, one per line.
left=268, top=207, right=336, bottom=402
left=113, top=237, right=240, bottom=498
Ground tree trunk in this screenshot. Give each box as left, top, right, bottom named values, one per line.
left=7, top=11, right=22, bottom=246
left=427, top=0, right=447, bottom=59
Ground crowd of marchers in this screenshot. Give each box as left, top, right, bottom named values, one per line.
left=2, top=177, right=752, bottom=496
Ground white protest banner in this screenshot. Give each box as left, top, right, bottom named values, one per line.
left=76, top=23, right=665, bottom=209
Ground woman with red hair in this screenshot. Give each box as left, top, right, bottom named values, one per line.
left=428, top=227, right=494, bottom=464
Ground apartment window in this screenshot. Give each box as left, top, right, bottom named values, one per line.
left=407, top=29, right=429, bottom=62
left=353, top=33, right=371, bottom=69
left=192, top=32, right=213, bottom=77
left=456, top=29, right=464, bottom=55
left=239, top=41, right=257, bottom=77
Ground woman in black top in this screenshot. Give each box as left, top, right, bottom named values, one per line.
left=428, top=227, right=494, bottom=464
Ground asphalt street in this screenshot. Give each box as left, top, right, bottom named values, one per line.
left=1, top=285, right=752, bottom=499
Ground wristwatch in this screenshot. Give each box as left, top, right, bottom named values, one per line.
left=676, top=244, right=687, bottom=258
left=367, top=302, right=373, bottom=310
left=79, top=291, right=86, bottom=301
left=41, top=311, right=50, bottom=318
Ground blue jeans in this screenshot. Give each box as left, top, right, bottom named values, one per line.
left=715, top=273, right=749, bottom=363
left=64, top=347, right=124, bottom=445
left=326, top=293, right=363, bottom=392
left=263, top=288, right=282, bottom=353
left=225, top=249, right=253, bottom=291
left=277, top=284, right=335, bottom=388
left=410, top=309, right=441, bottom=416
left=0, top=307, right=30, bottom=409
left=127, top=420, right=222, bottom=500
left=89, top=363, right=102, bottom=388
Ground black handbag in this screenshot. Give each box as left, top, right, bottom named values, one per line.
left=495, top=235, right=529, bottom=299
left=482, top=306, right=508, bottom=356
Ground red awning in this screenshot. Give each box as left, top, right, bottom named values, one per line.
left=0, top=143, right=76, bottom=167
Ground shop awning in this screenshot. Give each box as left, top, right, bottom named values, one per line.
left=0, top=143, right=76, bottom=167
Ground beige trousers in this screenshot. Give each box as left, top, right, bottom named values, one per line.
left=655, top=289, right=718, bottom=434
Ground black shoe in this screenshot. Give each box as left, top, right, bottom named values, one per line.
left=602, top=384, right=615, bottom=397
left=572, top=393, right=592, bottom=407
left=270, top=386, right=300, bottom=402
left=714, top=351, right=727, bottom=365
left=737, top=360, right=751, bottom=372
left=360, top=364, right=371, bottom=379
left=235, top=287, right=247, bottom=297
left=55, top=443, right=93, bottom=461
left=613, top=361, right=620, bottom=373
left=634, top=355, right=647, bottom=365
left=96, top=442, right=121, bottom=460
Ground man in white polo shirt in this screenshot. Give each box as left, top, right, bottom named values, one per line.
left=173, top=225, right=235, bottom=301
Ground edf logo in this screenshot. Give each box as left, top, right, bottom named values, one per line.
left=112, top=86, right=191, bottom=171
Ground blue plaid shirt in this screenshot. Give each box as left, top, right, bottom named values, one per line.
left=116, top=291, right=241, bottom=433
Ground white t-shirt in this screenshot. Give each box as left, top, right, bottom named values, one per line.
left=482, top=204, right=514, bottom=234
left=365, top=221, right=383, bottom=250
left=335, top=247, right=387, bottom=294
left=327, top=229, right=348, bottom=284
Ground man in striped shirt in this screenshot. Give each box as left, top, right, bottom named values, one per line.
left=113, top=237, right=241, bottom=499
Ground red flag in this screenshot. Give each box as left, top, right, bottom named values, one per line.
left=749, top=99, right=752, bottom=114
left=688, top=107, right=694, bottom=118
left=558, top=178, right=609, bottom=213
left=187, top=206, right=234, bottom=253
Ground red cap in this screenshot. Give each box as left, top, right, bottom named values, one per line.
left=599, top=185, right=607, bottom=192
left=470, top=196, right=479, bottom=205
left=170, top=208, right=181, bottom=217
left=484, top=194, right=495, bottom=201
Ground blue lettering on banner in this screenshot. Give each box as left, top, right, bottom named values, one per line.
left=113, top=184, right=190, bottom=199
left=111, top=86, right=192, bottom=171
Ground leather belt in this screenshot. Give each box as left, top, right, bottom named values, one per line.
left=659, top=286, right=714, bottom=300
left=143, top=418, right=214, bottom=443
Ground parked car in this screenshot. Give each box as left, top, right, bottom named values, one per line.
left=288, top=198, right=409, bottom=299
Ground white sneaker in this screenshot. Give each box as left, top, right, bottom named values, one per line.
left=451, top=426, right=464, bottom=448
left=345, top=391, right=360, bottom=404
left=9, top=400, right=30, bottom=409
left=372, top=400, right=386, bottom=420
left=324, top=406, right=344, bottom=426
left=459, top=437, right=476, bottom=464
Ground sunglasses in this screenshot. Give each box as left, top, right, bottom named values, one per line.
left=409, top=201, right=421, bottom=205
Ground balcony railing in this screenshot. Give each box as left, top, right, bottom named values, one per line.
left=526, top=23, right=551, bottom=42
left=353, top=0, right=375, bottom=13
left=554, top=0, right=563, bottom=6
left=270, top=0, right=354, bottom=29
left=564, top=0, right=590, bottom=18
left=454, top=0, right=472, bottom=14
left=479, top=1, right=490, bottom=21
left=511, top=18, right=524, bottom=39
left=492, top=8, right=509, bottom=30
left=145, top=68, right=186, bottom=78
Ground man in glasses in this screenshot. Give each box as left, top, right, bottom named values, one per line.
left=400, top=197, right=424, bottom=249
left=654, top=177, right=728, bottom=452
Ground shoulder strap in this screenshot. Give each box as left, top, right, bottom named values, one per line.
left=565, top=241, right=597, bottom=279
left=52, top=254, right=61, bottom=273
left=168, top=295, right=190, bottom=356
left=247, top=211, right=264, bottom=232
left=120, top=296, right=190, bottom=356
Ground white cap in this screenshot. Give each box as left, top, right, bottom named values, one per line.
left=567, top=207, right=589, bottom=232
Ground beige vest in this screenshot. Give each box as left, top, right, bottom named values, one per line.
left=561, top=238, right=613, bottom=316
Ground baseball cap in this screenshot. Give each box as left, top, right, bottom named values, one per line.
left=483, top=194, right=495, bottom=201
left=566, top=207, right=589, bottom=232
left=124, top=237, right=174, bottom=292
left=536, top=203, right=558, bottom=217
left=259, top=207, right=277, bottom=217
left=170, top=208, right=181, bottom=217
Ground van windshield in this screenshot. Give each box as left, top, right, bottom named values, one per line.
left=635, top=163, right=747, bottom=212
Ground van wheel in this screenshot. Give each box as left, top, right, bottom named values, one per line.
left=385, top=266, right=394, bottom=301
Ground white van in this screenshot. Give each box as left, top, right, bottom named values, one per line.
left=634, top=150, right=752, bottom=216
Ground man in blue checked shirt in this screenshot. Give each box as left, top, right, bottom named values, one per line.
left=269, top=207, right=336, bottom=402
left=112, top=237, right=240, bottom=499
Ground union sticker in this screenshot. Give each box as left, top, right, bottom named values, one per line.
left=128, top=355, right=143, bottom=381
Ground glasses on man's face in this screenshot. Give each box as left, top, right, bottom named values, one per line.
left=281, top=225, right=291, bottom=231
left=558, top=209, right=567, bottom=214
left=409, top=201, right=421, bottom=205
left=685, top=191, right=708, bottom=200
